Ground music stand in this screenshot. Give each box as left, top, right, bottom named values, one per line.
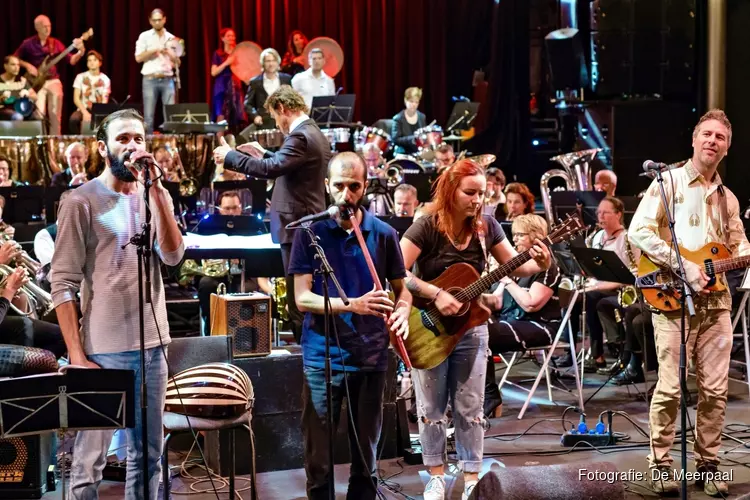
left=0, top=186, right=45, bottom=223
left=570, top=247, right=635, bottom=286
left=212, top=179, right=267, bottom=217
left=377, top=215, right=413, bottom=238
left=44, top=185, right=81, bottom=223
left=0, top=367, right=135, bottom=499
left=445, top=101, right=479, bottom=133
left=161, top=181, right=198, bottom=216
left=402, top=172, right=437, bottom=203
left=91, top=103, right=142, bottom=129
left=500, top=221, right=513, bottom=241
left=164, top=103, right=211, bottom=124
left=193, top=214, right=267, bottom=237
left=551, top=191, right=606, bottom=228
left=310, top=94, right=355, bottom=128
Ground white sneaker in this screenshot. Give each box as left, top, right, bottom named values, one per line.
left=462, top=480, right=478, bottom=500
left=424, top=474, right=446, bottom=500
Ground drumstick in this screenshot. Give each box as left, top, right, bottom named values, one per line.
left=346, top=208, right=413, bottom=370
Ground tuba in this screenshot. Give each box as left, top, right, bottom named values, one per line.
left=0, top=264, right=53, bottom=318
left=540, top=148, right=600, bottom=226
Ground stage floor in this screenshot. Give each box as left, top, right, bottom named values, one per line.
left=42, top=355, right=750, bottom=499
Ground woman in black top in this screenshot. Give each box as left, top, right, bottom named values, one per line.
left=391, top=87, right=427, bottom=156
left=482, top=214, right=562, bottom=417
left=280, top=30, right=309, bottom=77
left=400, top=159, right=551, bottom=500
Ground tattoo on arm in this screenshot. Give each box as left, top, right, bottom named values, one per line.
left=405, top=272, right=423, bottom=296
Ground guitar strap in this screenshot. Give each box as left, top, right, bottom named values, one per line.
left=717, top=184, right=731, bottom=247
left=476, top=218, right=489, bottom=274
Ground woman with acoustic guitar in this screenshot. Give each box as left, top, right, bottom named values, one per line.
left=400, top=159, right=552, bottom=500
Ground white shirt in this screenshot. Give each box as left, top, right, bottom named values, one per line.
left=289, top=113, right=310, bottom=134
left=34, top=228, right=55, bottom=267
left=291, top=68, right=335, bottom=110
left=590, top=227, right=641, bottom=274
left=72, top=71, right=111, bottom=109
left=262, top=73, right=281, bottom=97
left=135, top=28, right=177, bottom=76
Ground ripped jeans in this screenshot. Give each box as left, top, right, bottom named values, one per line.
left=412, top=325, right=489, bottom=472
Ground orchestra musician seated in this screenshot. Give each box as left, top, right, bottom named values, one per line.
left=392, top=87, right=427, bottom=156
left=50, top=142, right=89, bottom=187
left=504, top=182, right=535, bottom=221
left=594, top=169, right=617, bottom=197
left=483, top=167, right=507, bottom=220
left=0, top=55, right=40, bottom=122
left=0, top=156, right=21, bottom=187
left=481, top=214, right=563, bottom=418
left=192, top=190, right=271, bottom=335
left=434, top=143, right=456, bottom=174
left=154, top=145, right=182, bottom=182
left=393, top=184, right=419, bottom=218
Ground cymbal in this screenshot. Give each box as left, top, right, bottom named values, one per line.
left=471, top=154, right=496, bottom=167
left=443, top=135, right=466, bottom=142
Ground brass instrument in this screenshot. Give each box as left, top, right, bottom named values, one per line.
left=0, top=264, right=53, bottom=318
left=540, top=148, right=600, bottom=226
left=618, top=230, right=639, bottom=309
left=271, top=277, right=289, bottom=322
left=177, top=258, right=230, bottom=286
left=383, top=164, right=403, bottom=188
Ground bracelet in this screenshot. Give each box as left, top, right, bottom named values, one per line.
left=432, top=287, right=442, bottom=301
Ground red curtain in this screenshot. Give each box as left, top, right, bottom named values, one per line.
left=1, top=0, right=495, bottom=133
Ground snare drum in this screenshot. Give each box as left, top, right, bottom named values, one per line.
left=355, top=127, right=391, bottom=154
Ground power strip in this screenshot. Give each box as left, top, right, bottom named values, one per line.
left=561, top=432, right=615, bottom=447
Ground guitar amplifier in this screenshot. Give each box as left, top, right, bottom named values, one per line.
left=0, top=433, right=54, bottom=499
left=210, top=292, right=272, bottom=358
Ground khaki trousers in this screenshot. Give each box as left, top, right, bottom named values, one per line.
left=36, top=78, right=64, bottom=135
left=648, top=307, right=733, bottom=468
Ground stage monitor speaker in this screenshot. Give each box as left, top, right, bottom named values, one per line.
left=545, top=28, right=589, bottom=91
left=0, top=433, right=54, bottom=499
left=469, top=461, right=625, bottom=500
left=210, top=292, right=272, bottom=358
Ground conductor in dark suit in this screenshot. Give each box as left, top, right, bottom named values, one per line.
left=244, top=48, right=292, bottom=130
left=214, top=85, right=330, bottom=341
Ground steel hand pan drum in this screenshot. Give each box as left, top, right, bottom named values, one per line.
left=247, top=129, right=284, bottom=150
left=165, top=362, right=254, bottom=418
left=355, top=127, right=391, bottom=154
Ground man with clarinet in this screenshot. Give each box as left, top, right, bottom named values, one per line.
left=288, top=151, right=411, bottom=500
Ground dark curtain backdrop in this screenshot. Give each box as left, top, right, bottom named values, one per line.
left=1, top=0, right=497, bottom=133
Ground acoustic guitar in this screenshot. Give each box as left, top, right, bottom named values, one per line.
left=30, top=28, right=94, bottom=91
left=637, top=242, right=749, bottom=312
left=394, top=214, right=585, bottom=370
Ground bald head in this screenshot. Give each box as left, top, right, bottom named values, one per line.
left=327, top=151, right=367, bottom=182
left=594, top=169, right=617, bottom=197
left=34, top=15, right=51, bottom=37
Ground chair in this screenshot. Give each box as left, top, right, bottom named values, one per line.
left=161, top=335, right=257, bottom=500
left=371, top=118, right=394, bottom=134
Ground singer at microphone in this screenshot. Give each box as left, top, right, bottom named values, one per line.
left=642, top=160, right=669, bottom=172
left=286, top=205, right=341, bottom=229
left=286, top=152, right=411, bottom=498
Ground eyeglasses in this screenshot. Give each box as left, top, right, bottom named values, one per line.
left=512, top=232, right=528, bottom=239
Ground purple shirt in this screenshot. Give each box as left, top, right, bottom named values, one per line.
left=15, top=36, right=70, bottom=80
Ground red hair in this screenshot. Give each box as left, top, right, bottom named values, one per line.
left=505, top=182, right=535, bottom=214
left=426, top=159, right=486, bottom=238
left=217, top=28, right=235, bottom=56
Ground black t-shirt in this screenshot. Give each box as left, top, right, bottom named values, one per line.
left=403, top=214, right=506, bottom=282
left=498, top=263, right=562, bottom=322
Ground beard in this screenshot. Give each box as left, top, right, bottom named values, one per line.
left=109, top=150, right=136, bottom=182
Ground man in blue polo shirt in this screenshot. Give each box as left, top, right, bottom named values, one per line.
left=289, top=151, right=411, bottom=500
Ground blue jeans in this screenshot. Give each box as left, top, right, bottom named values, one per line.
left=412, top=325, right=489, bottom=473
left=142, top=76, right=175, bottom=133
left=68, top=347, right=168, bottom=500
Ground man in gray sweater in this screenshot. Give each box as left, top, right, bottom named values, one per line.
left=50, top=108, right=184, bottom=500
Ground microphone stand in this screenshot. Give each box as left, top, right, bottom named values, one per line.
left=298, top=223, right=349, bottom=500
left=653, top=166, right=694, bottom=500
left=125, top=163, right=153, bottom=500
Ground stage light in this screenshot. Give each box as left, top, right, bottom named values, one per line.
left=203, top=214, right=210, bottom=219
left=532, top=139, right=540, bottom=147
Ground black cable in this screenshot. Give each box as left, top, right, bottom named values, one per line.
left=150, top=271, right=221, bottom=498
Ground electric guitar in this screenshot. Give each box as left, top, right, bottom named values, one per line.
left=394, top=214, right=585, bottom=370
left=637, top=242, right=749, bottom=312
left=30, top=28, right=94, bottom=91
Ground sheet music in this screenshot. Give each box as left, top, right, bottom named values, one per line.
left=184, top=232, right=279, bottom=250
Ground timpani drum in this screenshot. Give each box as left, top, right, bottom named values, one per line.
left=0, top=136, right=44, bottom=184
left=148, top=133, right=214, bottom=182
left=245, top=129, right=284, bottom=150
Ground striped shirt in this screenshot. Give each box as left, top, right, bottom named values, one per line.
left=50, top=178, right=185, bottom=355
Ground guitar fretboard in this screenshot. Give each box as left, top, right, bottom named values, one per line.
left=453, top=247, right=539, bottom=302
left=707, top=254, right=750, bottom=275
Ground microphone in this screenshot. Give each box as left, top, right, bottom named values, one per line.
left=286, top=205, right=340, bottom=229
left=113, top=94, right=132, bottom=109
left=335, top=87, right=343, bottom=96
left=642, top=160, right=668, bottom=172
left=123, top=151, right=154, bottom=172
